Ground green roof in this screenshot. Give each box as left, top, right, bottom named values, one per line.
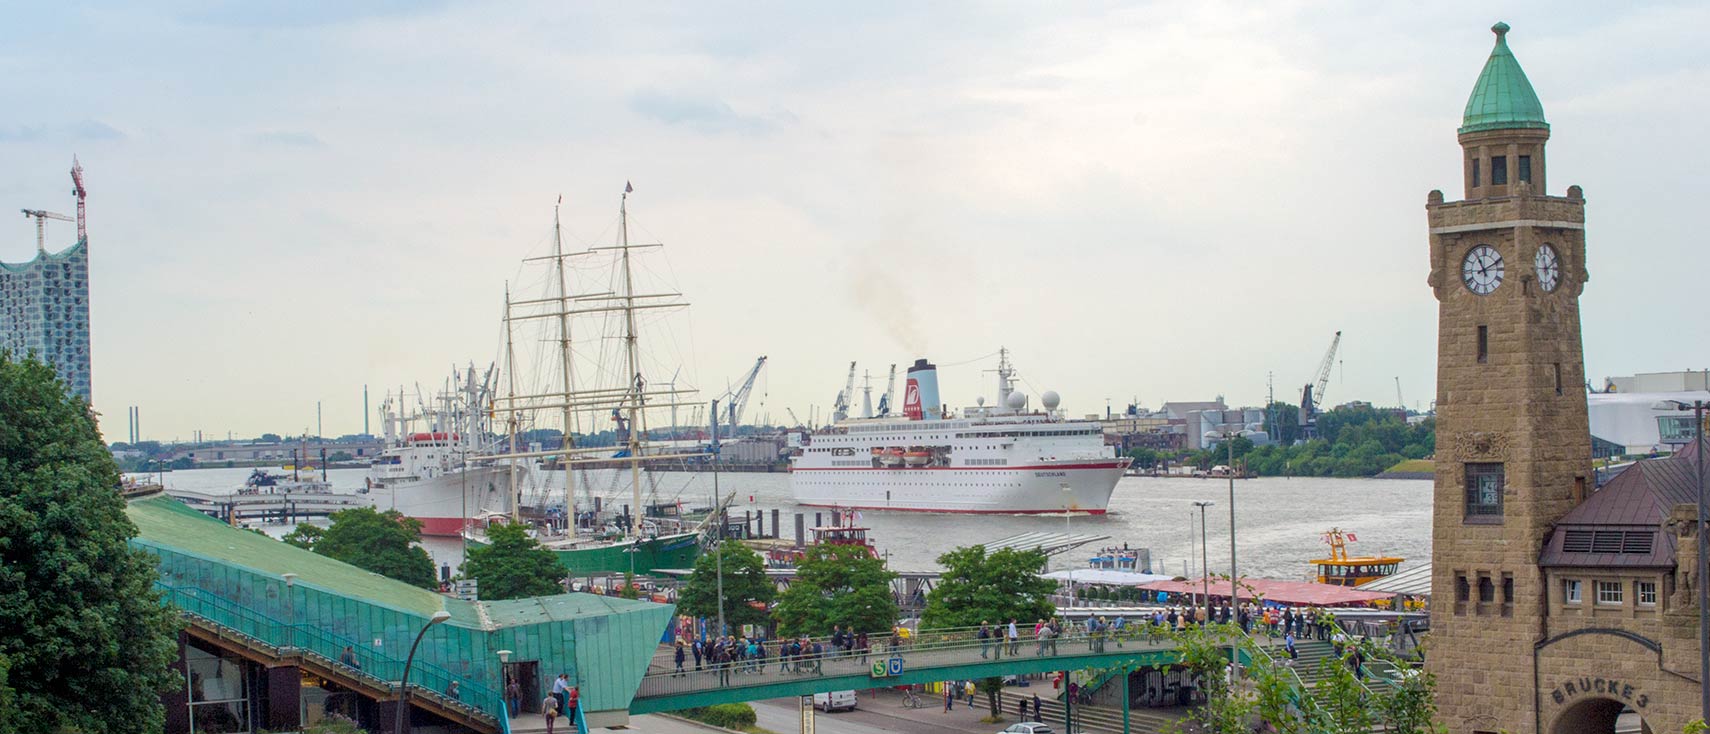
left=1460, top=22, right=1548, bottom=135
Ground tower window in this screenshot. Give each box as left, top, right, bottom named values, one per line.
left=1502, top=573, right=1514, bottom=617
left=1595, top=580, right=1623, bottom=606
left=1477, top=325, right=1489, bottom=364
left=1518, top=155, right=1532, bottom=183
left=1638, top=581, right=1658, bottom=606
left=1471, top=158, right=1481, bottom=187
left=1554, top=362, right=1563, bottom=395
left=1477, top=575, right=1495, bottom=603
left=1491, top=156, right=1508, bottom=185
left=1465, top=462, right=1504, bottom=518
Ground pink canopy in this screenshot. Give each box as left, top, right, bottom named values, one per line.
left=1138, top=577, right=1394, bottom=607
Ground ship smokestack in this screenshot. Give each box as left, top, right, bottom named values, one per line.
left=904, top=358, right=939, bottom=421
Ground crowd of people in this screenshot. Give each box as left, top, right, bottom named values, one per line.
left=672, top=625, right=876, bottom=680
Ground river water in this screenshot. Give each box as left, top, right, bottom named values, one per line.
left=139, top=468, right=1432, bottom=581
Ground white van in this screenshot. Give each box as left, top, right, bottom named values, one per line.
left=813, top=690, right=857, bottom=712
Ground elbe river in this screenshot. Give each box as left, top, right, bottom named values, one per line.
left=144, top=467, right=1432, bottom=581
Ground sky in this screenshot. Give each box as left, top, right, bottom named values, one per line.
left=1, top=1, right=1706, bottom=442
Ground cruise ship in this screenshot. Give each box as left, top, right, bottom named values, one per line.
left=789, top=352, right=1130, bottom=514
left=367, top=370, right=515, bottom=537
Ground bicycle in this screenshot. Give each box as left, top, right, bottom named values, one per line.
left=900, top=686, right=923, bottom=709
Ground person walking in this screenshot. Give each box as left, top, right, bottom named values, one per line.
left=542, top=694, right=560, bottom=734
left=674, top=641, right=686, bottom=676
left=966, top=679, right=978, bottom=709
left=692, top=638, right=704, bottom=671
left=1018, top=696, right=1028, bottom=721
left=338, top=645, right=361, bottom=670
left=505, top=677, right=521, bottom=718
left=944, top=682, right=954, bottom=712
left=1032, top=693, right=1042, bottom=723
left=978, top=622, right=992, bottom=659
left=1283, top=631, right=1298, bottom=666
left=566, top=686, right=580, bottom=732
left=1007, top=619, right=1020, bottom=655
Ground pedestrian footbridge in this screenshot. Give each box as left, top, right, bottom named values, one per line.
left=631, top=629, right=1188, bottom=714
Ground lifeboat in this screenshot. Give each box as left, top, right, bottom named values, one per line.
left=902, top=449, right=932, bottom=467
left=879, top=448, right=905, bottom=467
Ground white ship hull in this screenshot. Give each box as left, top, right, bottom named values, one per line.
left=790, top=461, right=1127, bottom=514
left=379, top=465, right=515, bottom=536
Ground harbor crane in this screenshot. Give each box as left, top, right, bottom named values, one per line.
left=1298, top=330, right=1342, bottom=439
left=786, top=407, right=802, bottom=428
left=832, top=361, right=856, bottom=423
left=876, top=364, right=897, bottom=417
left=716, top=356, right=767, bottom=429
left=19, top=209, right=73, bottom=253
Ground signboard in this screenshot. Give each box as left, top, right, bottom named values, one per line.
left=870, top=661, right=887, bottom=678
left=870, top=657, right=905, bottom=678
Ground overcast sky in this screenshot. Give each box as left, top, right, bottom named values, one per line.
left=2, top=2, right=1706, bottom=442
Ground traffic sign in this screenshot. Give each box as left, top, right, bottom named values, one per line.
left=870, top=661, right=887, bottom=678
left=886, top=657, right=905, bottom=676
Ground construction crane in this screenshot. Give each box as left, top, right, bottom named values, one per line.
left=876, top=364, right=897, bottom=417
left=786, top=407, right=803, bottom=428
left=70, top=156, right=86, bottom=241
left=19, top=209, right=73, bottom=253
left=832, top=361, right=856, bottom=423
left=717, top=356, right=767, bottom=428
left=1298, top=330, right=1342, bottom=439
left=1395, top=376, right=1406, bottom=413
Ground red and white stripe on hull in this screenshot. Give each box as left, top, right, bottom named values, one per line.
left=790, top=460, right=1129, bottom=514
left=796, top=503, right=1110, bottom=516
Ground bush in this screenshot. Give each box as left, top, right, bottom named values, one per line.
left=677, top=703, right=758, bottom=729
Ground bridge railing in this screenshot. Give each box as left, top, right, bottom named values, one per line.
left=156, top=582, right=499, bottom=724
left=637, top=623, right=1178, bottom=699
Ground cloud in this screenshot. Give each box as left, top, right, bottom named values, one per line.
left=628, top=91, right=792, bottom=135
left=0, top=120, right=124, bottom=143
left=248, top=130, right=328, bottom=149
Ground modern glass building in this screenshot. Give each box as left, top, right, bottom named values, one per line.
left=0, top=238, right=92, bottom=401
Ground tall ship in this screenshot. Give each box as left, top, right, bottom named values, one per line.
left=367, top=367, right=515, bottom=537
left=789, top=350, right=1130, bottom=513
left=463, top=186, right=720, bottom=576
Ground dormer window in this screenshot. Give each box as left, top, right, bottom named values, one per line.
left=1491, top=156, right=1508, bottom=185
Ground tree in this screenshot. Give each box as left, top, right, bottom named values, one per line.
left=921, top=545, right=1055, bottom=630
left=460, top=523, right=564, bottom=600
left=283, top=523, right=324, bottom=550
left=260, top=433, right=283, bottom=443
left=0, top=353, right=182, bottom=733
left=772, top=544, right=897, bottom=637
left=312, top=507, right=436, bottom=588
left=678, top=542, right=775, bottom=631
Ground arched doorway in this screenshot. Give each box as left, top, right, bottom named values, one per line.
left=1550, top=697, right=1651, bottom=734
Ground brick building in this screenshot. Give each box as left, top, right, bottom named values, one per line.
left=1426, top=22, right=1704, bottom=733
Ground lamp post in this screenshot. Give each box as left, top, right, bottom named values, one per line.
left=1062, top=483, right=1075, bottom=608
left=1654, top=398, right=1707, bottom=722
left=496, top=649, right=513, bottom=717
left=396, top=610, right=452, bottom=734
left=1206, top=428, right=1261, bottom=677
left=281, top=573, right=298, bottom=651
left=1192, top=501, right=1214, bottom=626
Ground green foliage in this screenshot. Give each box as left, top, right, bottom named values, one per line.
left=1162, top=624, right=1252, bottom=734
left=678, top=542, right=776, bottom=631
left=299, top=713, right=365, bottom=734
left=676, top=703, right=759, bottom=729
left=1213, top=405, right=1434, bottom=478
left=0, top=353, right=183, bottom=733
left=460, top=522, right=564, bottom=600
left=312, top=507, right=436, bottom=588
left=1687, top=719, right=1708, bottom=734
left=772, top=543, right=897, bottom=637
left=921, top=545, right=1055, bottom=630
left=1307, top=655, right=1374, bottom=734
left=282, top=522, right=324, bottom=550
left=328, top=451, right=354, bottom=462
left=619, top=572, right=640, bottom=599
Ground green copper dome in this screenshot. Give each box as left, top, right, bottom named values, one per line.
left=1459, top=22, right=1549, bottom=135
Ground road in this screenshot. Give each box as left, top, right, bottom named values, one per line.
left=750, top=687, right=1053, bottom=734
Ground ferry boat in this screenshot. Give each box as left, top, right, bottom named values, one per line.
left=1311, top=528, right=1404, bottom=587
left=789, top=350, right=1130, bottom=514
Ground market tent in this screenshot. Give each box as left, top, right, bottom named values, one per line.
left=1043, top=569, right=1176, bottom=586
left=1139, top=577, right=1394, bottom=607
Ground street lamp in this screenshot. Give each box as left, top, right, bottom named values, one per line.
left=1192, top=501, right=1214, bottom=626
left=1062, top=483, right=1075, bottom=608
left=1206, top=428, right=1262, bottom=674
left=1653, top=398, right=1707, bottom=722
left=396, top=610, right=452, bottom=734
left=281, top=573, right=298, bottom=651
left=496, top=649, right=513, bottom=718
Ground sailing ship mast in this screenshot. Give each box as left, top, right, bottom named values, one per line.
left=552, top=203, right=581, bottom=531
left=620, top=186, right=645, bottom=537
left=503, top=284, right=521, bottom=523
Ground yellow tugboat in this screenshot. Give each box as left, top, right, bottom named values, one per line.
left=1312, top=528, right=1403, bottom=587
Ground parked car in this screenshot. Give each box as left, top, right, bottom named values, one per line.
left=813, top=690, right=857, bottom=712
left=998, top=724, right=1054, bottom=734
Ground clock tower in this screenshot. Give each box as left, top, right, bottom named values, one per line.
left=1425, top=22, right=1595, bottom=733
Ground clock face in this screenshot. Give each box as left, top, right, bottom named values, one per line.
left=1534, top=244, right=1561, bottom=292
left=1462, top=245, right=1504, bottom=295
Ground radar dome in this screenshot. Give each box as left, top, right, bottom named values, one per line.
left=1041, top=391, right=1061, bottom=410
left=1005, top=391, right=1027, bottom=410
left=977, top=396, right=986, bottom=406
